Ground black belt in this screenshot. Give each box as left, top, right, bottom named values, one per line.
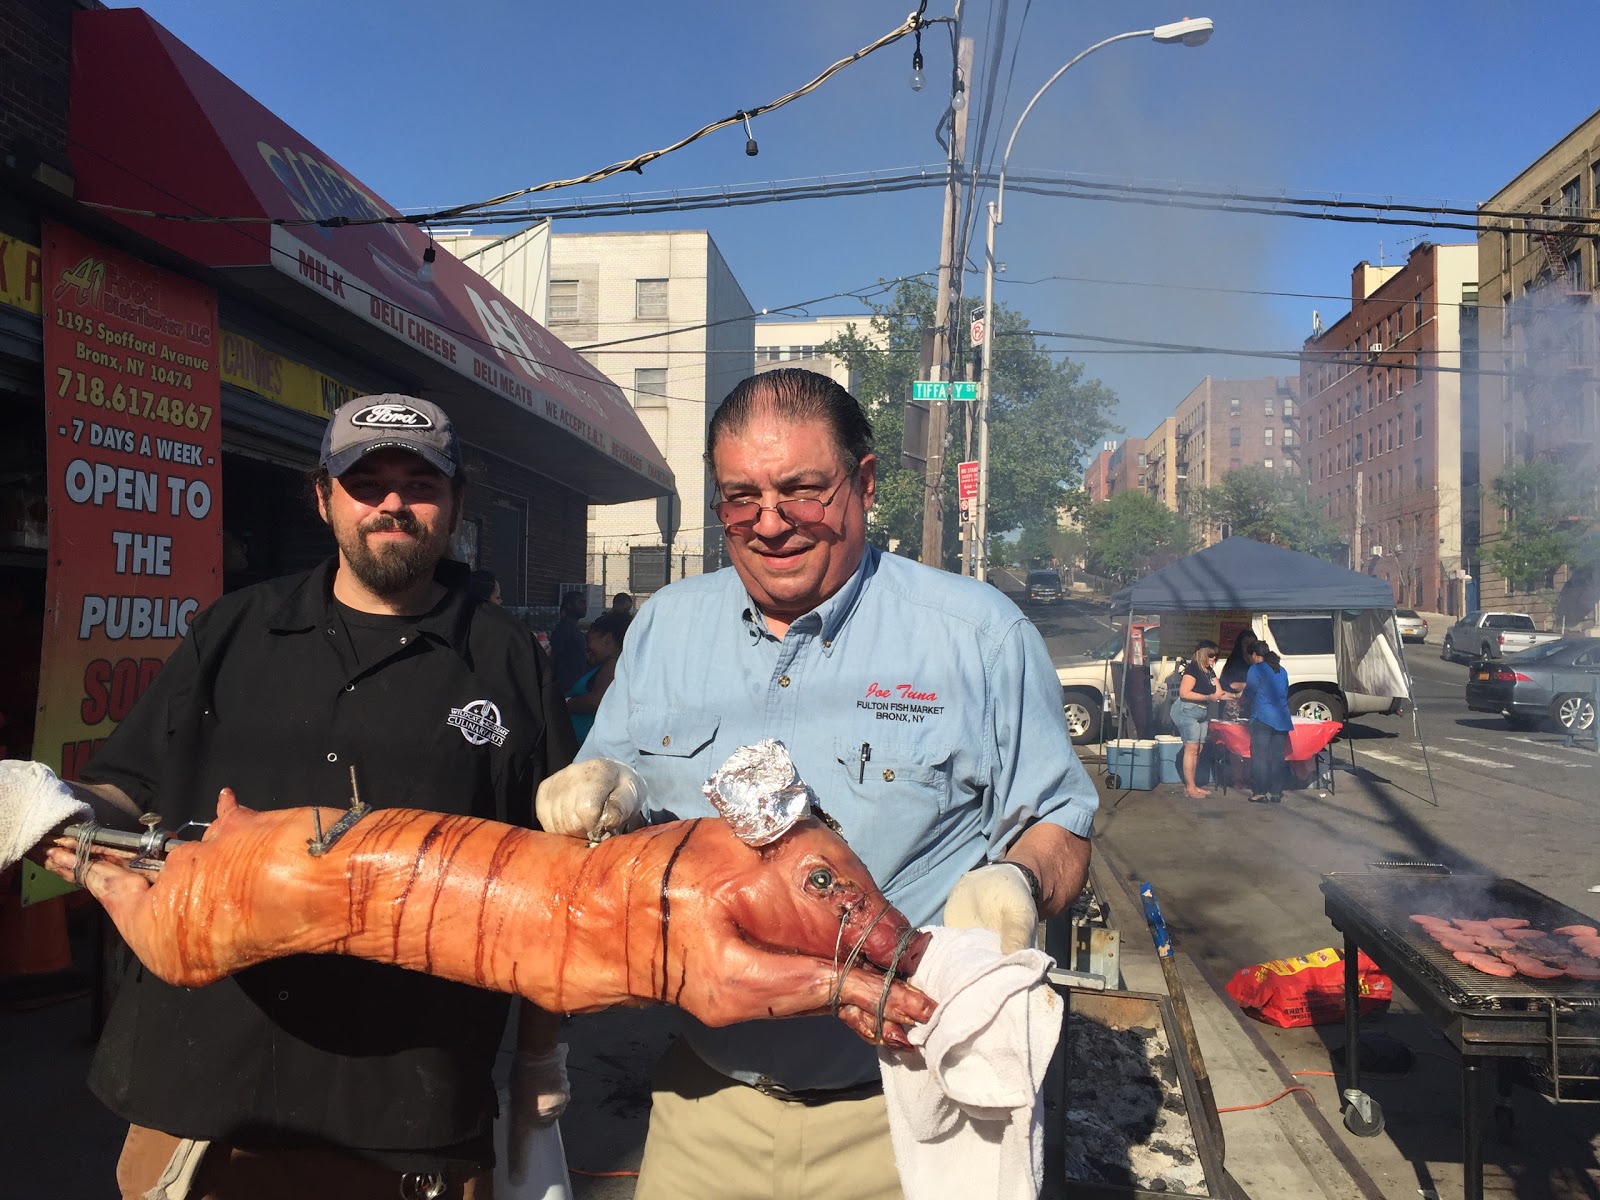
left=746, top=1076, right=884, bottom=1105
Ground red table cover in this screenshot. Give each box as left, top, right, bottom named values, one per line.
left=1208, top=718, right=1341, bottom=762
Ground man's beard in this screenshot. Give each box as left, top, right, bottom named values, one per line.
left=337, top=513, right=448, bottom=596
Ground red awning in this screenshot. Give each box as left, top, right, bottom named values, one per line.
left=66, top=8, right=672, bottom=503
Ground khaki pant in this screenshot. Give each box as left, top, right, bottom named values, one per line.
left=635, top=1041, right=903, bottom=1200
left=116, top=1125, right=493, bottom=1200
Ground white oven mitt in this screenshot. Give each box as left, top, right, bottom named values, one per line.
left=536, top=759, right=645, bottom=843
left=0, top=760, right=92, bottom=873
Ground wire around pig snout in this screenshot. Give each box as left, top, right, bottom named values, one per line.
left=829, top=901, right=930, bottom=1041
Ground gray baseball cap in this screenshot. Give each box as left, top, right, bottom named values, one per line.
left=320, top=394, right=461, bottom=478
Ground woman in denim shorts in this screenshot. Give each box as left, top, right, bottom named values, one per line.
left=1171, top=640, right=1220, bottom=798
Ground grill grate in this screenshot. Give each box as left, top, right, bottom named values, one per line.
left=1322, top=873, right=1600, bottom=1010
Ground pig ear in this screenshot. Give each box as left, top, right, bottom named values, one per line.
left=808, top=800, right=843, bottom=836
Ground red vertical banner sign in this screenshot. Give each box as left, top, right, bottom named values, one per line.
left=35, top=222, right=222, bottom=778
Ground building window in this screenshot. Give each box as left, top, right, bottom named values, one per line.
left=1229, top=427, right=1241, bottom=447
left=1264, top=427, right=1274, bottom=446
left=757, top=346, right=783, bottom=363
left=1414, top=404, right=1423, bottom=438
left=1397, top=416, right=1405, bottom=448
left=1229, top=395, right=1241, bottom=415
left=1414, top=456, right=1424, bottom=491
left=1414, top=293, right=1424, bottom=326
left=1264, top=396, right=1274, bottom=416
left=633, top=367, right=668, bottom=407
left=1138, top=453, right=1147, bottom=466
left=1283, top=427, right=1295, bottom=447
left=548, top=279, right=579, bottom=323
left=1264, top=458, right=1274, bottom=470
left=1284, top=397, right=1295, bottom=418
left=1230, top=457, right=1242, bottom=470
left=1352, top=384, right=1363, bottom=416
left=1354, top=433, right=1364, bottom=464
left=1561, top=176, right=1581, bottom=214
left=635, top=278, right=669, bottom=320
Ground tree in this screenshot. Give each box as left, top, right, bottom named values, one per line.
left=1079, top=491, right=1191, bottom=585
left=1486, top=460, right=1599, bottom=589
left=1189, top=466, right=1338, bottom=554
left=824, top=279, right=1116, bottom=564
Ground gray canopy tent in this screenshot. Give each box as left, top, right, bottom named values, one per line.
left=1105, top=537, right=1433, bottom=802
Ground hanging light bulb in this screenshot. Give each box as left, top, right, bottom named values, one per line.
left=910, top=47, right=926, bottom=92
left=952, top=79, right=967, bottom=112
left=417, top=239, right=437, bottom=285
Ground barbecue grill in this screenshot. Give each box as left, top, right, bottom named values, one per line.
left=1322, top=870, right=1600, bottom=1200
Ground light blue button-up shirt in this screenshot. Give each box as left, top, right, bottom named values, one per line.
left=579, top=544, right=1097, bottom=1090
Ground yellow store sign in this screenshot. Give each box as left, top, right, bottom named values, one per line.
left=219, top=330, right=355, bottom=418
left=0, top=235, right=44, bottom=313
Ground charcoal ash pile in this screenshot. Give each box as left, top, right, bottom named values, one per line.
left=1061, top=1012, right=1208, bottom=1196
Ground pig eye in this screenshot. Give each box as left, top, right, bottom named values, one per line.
left=807, top=868, right=835, bottom=891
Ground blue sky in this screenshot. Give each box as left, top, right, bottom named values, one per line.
left=134, top=0, right=1600, bottom=448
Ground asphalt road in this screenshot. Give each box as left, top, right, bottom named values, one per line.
left=995, top=576, right=1600, bottom=1198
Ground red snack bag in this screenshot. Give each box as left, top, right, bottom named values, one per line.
left=1226, top=947, right=1392, bottom=1028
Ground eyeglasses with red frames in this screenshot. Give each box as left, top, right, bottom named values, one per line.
left=711, top=466, right=859, bottom=530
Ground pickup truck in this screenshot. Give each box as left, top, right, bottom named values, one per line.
left=1440, top=611, right=1562, bottom=662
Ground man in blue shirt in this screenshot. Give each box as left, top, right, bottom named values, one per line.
left=537, top=368, right=1097, bottom=1199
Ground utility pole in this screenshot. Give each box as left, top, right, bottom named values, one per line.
left=919, top=36, right=972, bottom=569
left=1352, top=469, right=1364, bottom=569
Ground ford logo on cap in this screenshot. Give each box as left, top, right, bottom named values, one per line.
left=321, top=394, right=460, bottom=477
left=349, top=402, right=433, bottom=428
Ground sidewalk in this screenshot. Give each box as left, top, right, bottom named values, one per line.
left=1088, top=846, right=1388, bottom=1200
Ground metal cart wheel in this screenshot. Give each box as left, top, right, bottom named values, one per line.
left=1104, top=772, right=1122, bottom=790
left=1342, top=1091, right=1385, bottom=1137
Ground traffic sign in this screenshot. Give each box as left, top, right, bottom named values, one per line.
left=912, top=381, right=979, bottom=402
left=958, top=460, right=979, bottom=500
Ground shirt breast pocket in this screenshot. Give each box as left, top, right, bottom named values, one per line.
left=830, top=737, right=955, bottom=889
left=629, top=708, right=720, bottom=759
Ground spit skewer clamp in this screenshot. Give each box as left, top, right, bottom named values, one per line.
left=60, top=767, right=370, bottom=882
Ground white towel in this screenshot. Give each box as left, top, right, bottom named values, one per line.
left=878, top=926, right=1062, bottom=1200
left=0, top=760, right=91, bottom=873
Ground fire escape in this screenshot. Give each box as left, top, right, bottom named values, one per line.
left=1524, top=199, right=1595, bottom=468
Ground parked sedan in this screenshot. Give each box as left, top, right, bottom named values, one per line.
left=1394, top=609, right=1427, bottom=643
left=1464, top=637, right=1600, bottom=731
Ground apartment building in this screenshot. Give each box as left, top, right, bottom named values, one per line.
left=1142, top=418, right=1177, bottom=510
left=1301, top=244, right=1477, bottom=612
left=1476, top=108, right=1600, bottom=629
left=1083, top=441, right=1117, bottom=504
left=1105, top=436, right=1146, bottom=498
left=1171, top=377, right=1301, bottom=538
left=754, top=315, right=875, bottom=392
left=547, top=231, right=754, bottom=590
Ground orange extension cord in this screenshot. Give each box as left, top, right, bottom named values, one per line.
left=1215, top=1069, right=1337, bottom=1114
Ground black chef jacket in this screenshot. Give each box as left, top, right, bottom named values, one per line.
left=82, top=558, right=576, bottom=1167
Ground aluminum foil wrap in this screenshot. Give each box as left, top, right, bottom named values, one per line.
left=702, top=739, right=813, bottom=846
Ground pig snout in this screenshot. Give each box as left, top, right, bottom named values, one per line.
left=854, top=906, right=931, bottom=978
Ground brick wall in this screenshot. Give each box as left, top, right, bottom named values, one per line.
left=0, top=0, right=78, bottom=166
left=466, top=448, right=587, bottom=608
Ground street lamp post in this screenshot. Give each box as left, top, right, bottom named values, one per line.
left=972, top=17, right=1213, bottom=581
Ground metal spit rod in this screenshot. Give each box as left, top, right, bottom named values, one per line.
left=60, top=812, right=198, bottom=873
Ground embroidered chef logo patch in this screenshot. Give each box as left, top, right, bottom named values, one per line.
left=448, top=699, right=509, bottom=746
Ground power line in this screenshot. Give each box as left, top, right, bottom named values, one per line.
left=573, top=274, right=932, bottom=350
left=79, top=15, right=930, bottom=232
left=1016, top=328, right=1584, bottom=382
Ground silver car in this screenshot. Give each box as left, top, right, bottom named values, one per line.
left=1394, top=609, right=1427, bottom=643
left=1463, top=637, right=1600, bottom=731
